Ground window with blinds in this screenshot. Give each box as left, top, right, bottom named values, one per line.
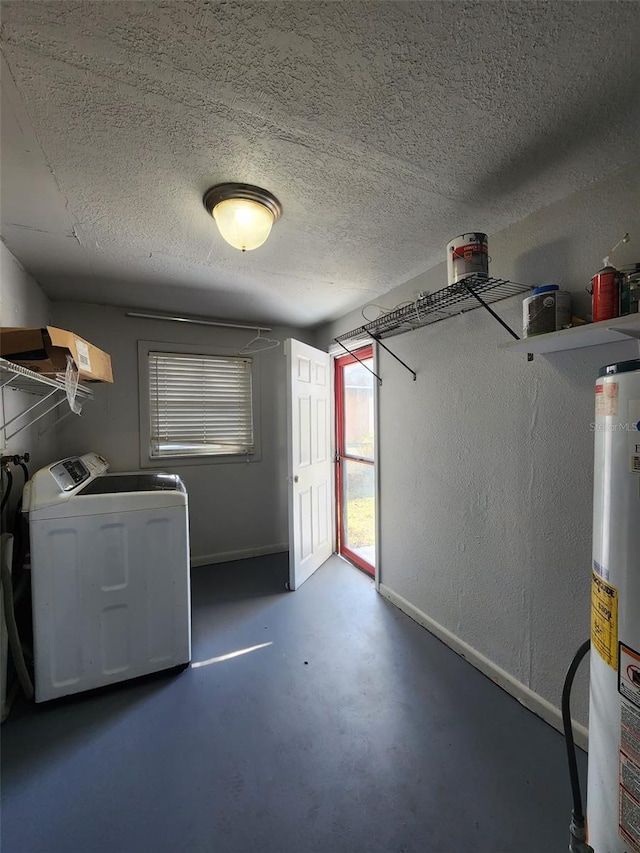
left=148, top=351, right=254, bottom=457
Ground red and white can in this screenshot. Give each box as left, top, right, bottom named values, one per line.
left=447, top=233, right=489, bottom=285
left=592, top=266, right=621, bottom=323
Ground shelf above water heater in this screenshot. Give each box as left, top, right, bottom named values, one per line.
left=499, top=314, right=640, bottom=354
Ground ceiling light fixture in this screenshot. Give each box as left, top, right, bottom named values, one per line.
left=203, top=183, right=282, bottom=252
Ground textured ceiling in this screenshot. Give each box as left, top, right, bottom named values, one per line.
left=1, top=1, right=639, bottom=327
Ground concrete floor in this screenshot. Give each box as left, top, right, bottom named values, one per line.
left=1, top=553, right=585, bottom=852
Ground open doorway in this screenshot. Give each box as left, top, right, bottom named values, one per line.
left=335, top=346, right=376, bottom=576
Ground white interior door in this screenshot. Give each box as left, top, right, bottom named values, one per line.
left=285, top=339, right=333, bottom=590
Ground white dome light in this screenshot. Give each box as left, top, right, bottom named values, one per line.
left=203, top=184, right=282, bottom=252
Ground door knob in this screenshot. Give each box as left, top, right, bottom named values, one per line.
left=294, top=475, right=299, bottom=483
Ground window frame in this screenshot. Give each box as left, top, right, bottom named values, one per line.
left=334, top=345, right=375, bottom=577
left=138, top=340, right=262, bottom=468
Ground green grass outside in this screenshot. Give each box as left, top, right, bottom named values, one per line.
left=346, top=496, right=375, bottom=548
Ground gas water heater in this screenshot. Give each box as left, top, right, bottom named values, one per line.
left=588, top=358, right=640, bottom=852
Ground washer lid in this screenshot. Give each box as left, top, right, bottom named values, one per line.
left=78, top=473, right=185, bottom=495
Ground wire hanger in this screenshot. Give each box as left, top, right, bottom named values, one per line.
left=238, top=329, right=281, bottom=355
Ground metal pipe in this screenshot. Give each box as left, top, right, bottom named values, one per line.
left=126, top=311, right=272, bottom=333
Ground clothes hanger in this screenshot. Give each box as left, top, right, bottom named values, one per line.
left=238, top=329, right=281, bottom=355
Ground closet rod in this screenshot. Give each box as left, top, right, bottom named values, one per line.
left=126, top=311, right=271, bottom=333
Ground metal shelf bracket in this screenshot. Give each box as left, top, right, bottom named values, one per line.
left=460, top=281, right=534, bottom=362
left=0, top=357, right=93, bottom=443
left=366, top=332, right=417, bottom=381
left=334, top=339, right=382, bottom=385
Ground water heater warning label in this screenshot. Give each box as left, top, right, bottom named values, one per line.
left=630, top=400, right=640, bottom=474
left=621, top=702, right=640, bottom=851
left=621, top=644, right=640, bottom=709
left=596, top=381, right=618, bottom=416
left=622, top=703, right=640, bottom=766
left=591, top=572, right=618, bottom=670
left=620, top=781, right=640, bottom=852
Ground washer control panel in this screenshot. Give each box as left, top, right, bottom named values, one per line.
left=49, top=453, right=109, bottom=492
left=23, top=453, right=110, bottom=513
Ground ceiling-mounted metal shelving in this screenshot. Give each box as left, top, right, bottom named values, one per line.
left=337, top=275, right=530, bottom=341
left=335, top=275, right=532, bottom=380
left=1, top=357, right=93, bottom=442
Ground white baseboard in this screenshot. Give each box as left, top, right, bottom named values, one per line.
left=191, top=543, right=288, bottom=568
left=379, top=583, right=589, bottom=752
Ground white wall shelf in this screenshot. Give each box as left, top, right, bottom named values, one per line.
left=499, top=314, right=640, bottom=354
left=0, top=357, right=93, bottom=442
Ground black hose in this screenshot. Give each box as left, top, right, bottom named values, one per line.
left=11, top=498, right=24, bottom=577
left=1, top=534, right=34, bottom=701
left=1, top=468, right=13, bottom=513
left=562, top=639, right=590, bottom=822
left=13, top=463, right=29, bottom=551
left=16, top=462, right=29, bottom=486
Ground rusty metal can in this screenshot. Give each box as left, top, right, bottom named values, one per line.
left=592, top=266, right=621, bottom=322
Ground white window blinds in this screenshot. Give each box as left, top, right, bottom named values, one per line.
left=148, top=351, right=254, bottom=457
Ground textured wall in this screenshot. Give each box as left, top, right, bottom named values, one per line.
left=50, top=302, right=312, bottom=563
left=1, top=242, right=50, bottom=329
left=316, top=162, right=640, bottom=728
left=0, top=242, right=58, bottom=481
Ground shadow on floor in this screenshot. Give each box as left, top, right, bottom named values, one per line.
left=1, top=552, right=585, bottom=853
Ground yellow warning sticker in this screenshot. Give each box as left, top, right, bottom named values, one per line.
left=592, top=572, right=619, bottom=670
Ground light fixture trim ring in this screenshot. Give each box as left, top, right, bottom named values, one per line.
left=203, top=183, right=282, bottom=220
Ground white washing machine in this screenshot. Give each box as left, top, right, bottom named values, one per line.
left=23, top=453, right=191, bottom=702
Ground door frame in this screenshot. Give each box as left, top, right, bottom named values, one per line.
left=330, top=341, right=380, bottom=588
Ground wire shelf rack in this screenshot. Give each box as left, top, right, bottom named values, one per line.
left=1, top=357, right=93, bottom=441
left=0, top=358, right=94, bottom=397
left=335, top=275, right=531, bottom=343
